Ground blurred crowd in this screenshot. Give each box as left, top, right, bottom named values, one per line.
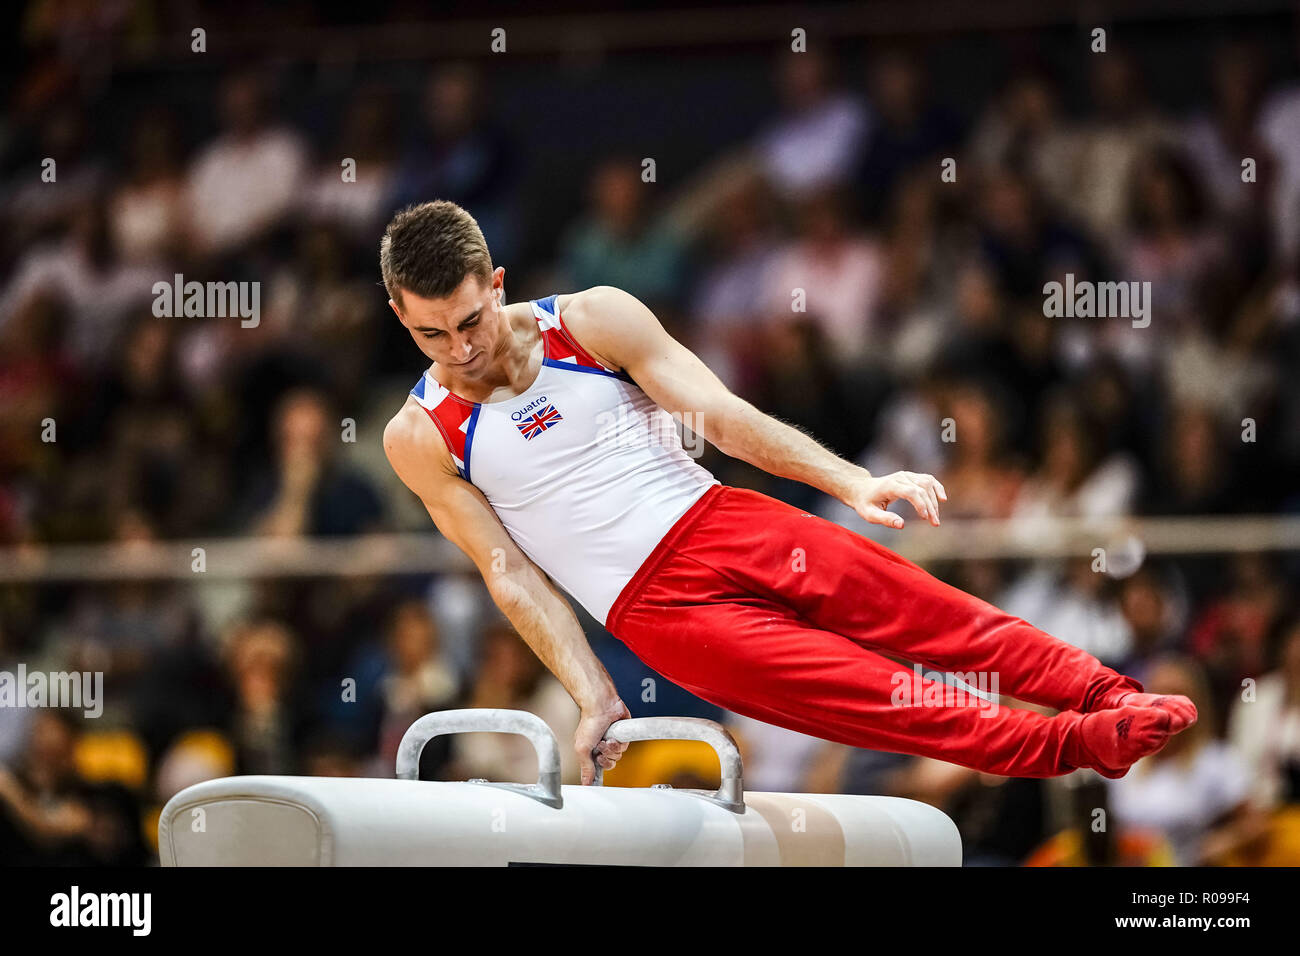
left=1, top=8, right=1299, bottom=865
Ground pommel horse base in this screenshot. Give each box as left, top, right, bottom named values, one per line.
left=159, top=709, right=962, bottom=866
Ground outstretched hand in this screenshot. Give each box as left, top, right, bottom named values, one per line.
left=847, top=471, right=947, bottom=529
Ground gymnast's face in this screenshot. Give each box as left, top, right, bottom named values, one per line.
left=390, top=268, right=508, bottom=378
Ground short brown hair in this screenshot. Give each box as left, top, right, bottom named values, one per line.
left=379, top=200, right=493, bottom=305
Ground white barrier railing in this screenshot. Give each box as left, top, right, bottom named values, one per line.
left=0, top=515, right=1296, bottom=582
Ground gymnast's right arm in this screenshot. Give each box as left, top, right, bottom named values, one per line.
left=383, top=398, right=631, bottom=784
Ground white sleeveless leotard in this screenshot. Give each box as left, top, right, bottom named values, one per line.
left=410, top=294, right=718, bottom=624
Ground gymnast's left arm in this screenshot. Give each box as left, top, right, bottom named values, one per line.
left=568, top=285, right=947, bottom=530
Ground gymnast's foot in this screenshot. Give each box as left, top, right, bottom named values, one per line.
left=1067, top=705, right=1177, bottom=779
left=1088, top=689, right=1198, bottom=733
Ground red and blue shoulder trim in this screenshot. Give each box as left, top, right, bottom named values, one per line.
left=531, top=294, right=633, bottom=382
left=410, top=370, right=480, bottom=482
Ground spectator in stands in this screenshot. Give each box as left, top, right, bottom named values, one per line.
left=1257, top=27, right=1300, bottom=266
left=260, top=224, right=380, bottom=398
left=1000, top=556, right=1134, bottom=667
left=390, top=63, right=517, bottom=265
left=558, top=156, right=690, bottom=313
left=853, top=46, right=962, bottom=225
left=90, top=314, right=219, bottom=538
left=968, top=67, right=1076, bottom=215
left=0, top=293, right=74, bottom=484
left=184, top=71, right=307, bottom=258
left=1114, top=145, right=1226, bottom=370
left=933, top=380, right=1024, bottom=520
left=1061, top=50, right=1179, bottom=250
left=0, top=198, right=155, bottom=365
left=760, top=184, right=886, bottom=363
left=2, top=104, right=106, bottom=250
left=1182, top=41, right=1270, bottom=225
left=109, top=109, right=187, bottom=268
left=1229, top=617, right=1300, bottom=810
left=1142, top=403, right=1239, bottom=517
left=241, top=387, right=384, bottom=537
left=222, top=619, right=303, bottom=776
left=1012, top=391, right=1140, bottom=521
left=752, top=48, right=871, bottom=202
left=974, top=168, right=1096, bottom=302
left=1113, top=564, right=1188, bottom=681
left=0, top=711, right=100, bottom=864
left=1188, top=552, right=1291, bottom=732
left=300, top=85, right=400, bottom=244
left=1107, top=655, right=1269, bottom=866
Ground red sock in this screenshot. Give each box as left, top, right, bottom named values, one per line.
left=1067, top=705, right=1175, bottom=778
left=1089, top=690, right=1198, bottom=733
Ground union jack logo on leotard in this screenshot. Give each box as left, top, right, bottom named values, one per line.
left=516, top=405, right=563, bottom=440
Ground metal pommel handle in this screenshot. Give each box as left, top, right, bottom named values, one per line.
left=396, top=708, right=563, bottom=809
left=592, top=716, right=745, bottom=813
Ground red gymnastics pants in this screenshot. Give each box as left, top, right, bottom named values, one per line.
left=605, top=484, right=1144, bottom=778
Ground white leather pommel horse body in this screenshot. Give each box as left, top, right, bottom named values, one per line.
left=158, top=709, right=962, bottom=866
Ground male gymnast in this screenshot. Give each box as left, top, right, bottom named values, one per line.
left=381, top=200, right=1196, bottom=786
